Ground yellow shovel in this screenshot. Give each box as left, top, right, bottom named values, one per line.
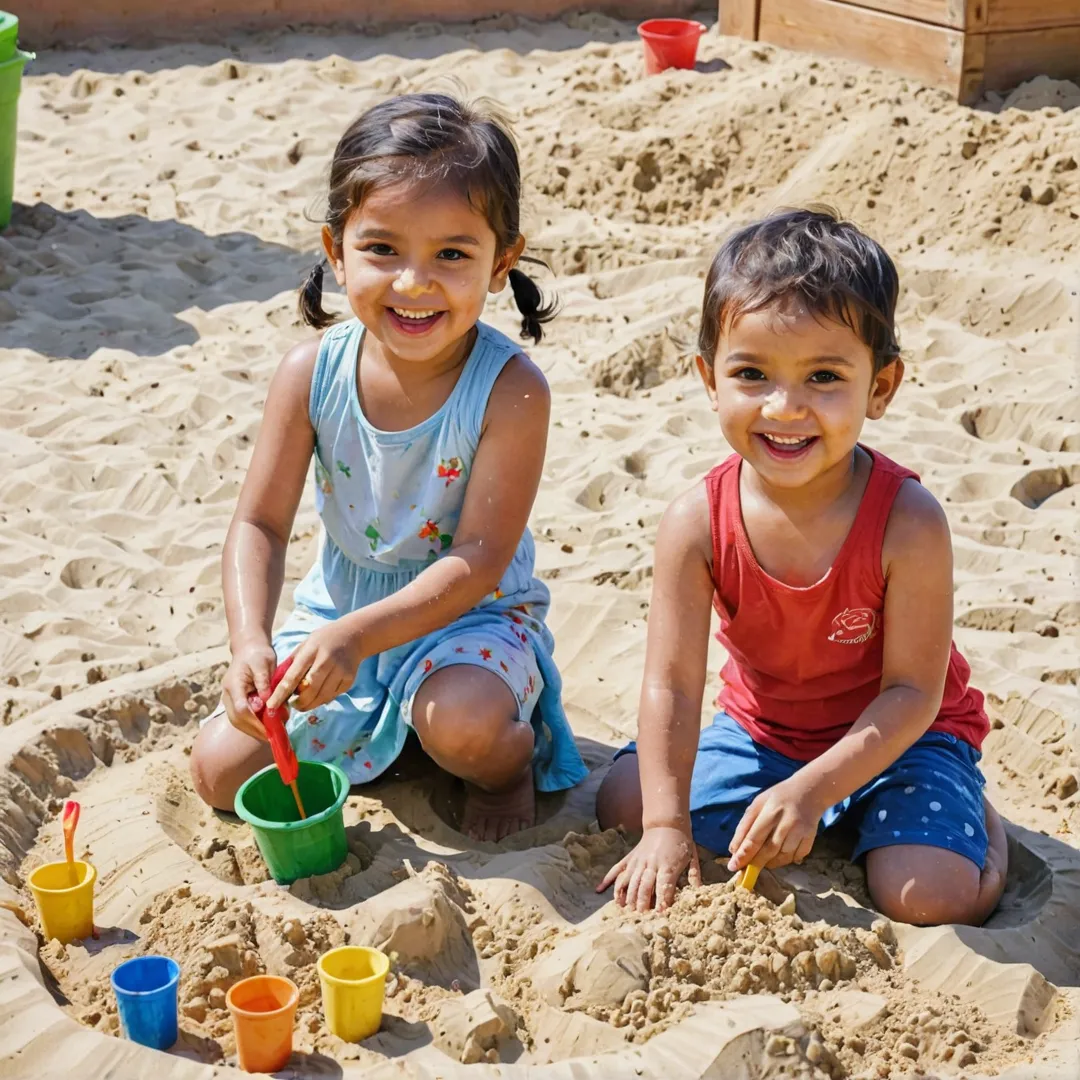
left=737, top=863, right=761, bottom=892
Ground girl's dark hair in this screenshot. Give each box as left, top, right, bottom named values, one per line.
left=299, top=92, right=556, bottom=343
left=698, top=207, right=901, bottom=373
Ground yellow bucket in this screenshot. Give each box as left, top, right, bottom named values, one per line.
left=317, top=945, right=389, bottom=1042
left=28, top=860, right=96, bottom=944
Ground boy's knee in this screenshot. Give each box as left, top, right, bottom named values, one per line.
left=866, top=846, right=992, bottom=926
left=596, top=754, right=643, bottom=834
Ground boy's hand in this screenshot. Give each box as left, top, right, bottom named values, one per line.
left=222, top=640, right=279, bottom=741
left=597, top=826, right=702, bottom=912
left=264, top=621, right=363, bottom=713
left=727, top=777, right=823, bottom=873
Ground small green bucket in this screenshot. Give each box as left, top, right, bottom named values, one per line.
left=235, top=760, right=350, bottom=885
left=0, top=12, right=33, bottom=230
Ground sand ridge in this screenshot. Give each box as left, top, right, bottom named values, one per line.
left=2, top=9, right=1078, bottom=1079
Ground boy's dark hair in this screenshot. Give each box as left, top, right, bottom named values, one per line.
left=299, top=92, right=556, bottom=343
left=698, top=207, right=901, bottom=373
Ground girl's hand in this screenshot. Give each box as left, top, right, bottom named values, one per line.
left=222, top=640, right=279, bottom=741
left=596, top=826, right=702, bottom=912
left=727, top=778, right=822, bottom=872
left=264, top=620, right=363, bottom=714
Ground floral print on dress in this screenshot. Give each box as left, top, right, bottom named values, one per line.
left=315, top=458, right=334, bottom=495
left=520, top=673, right=536, bottom=705
left=364, top=522, right=383, bottom=552
left=336, top=460, right=352, bottom=478
left=437, top=457, right=463, bottom=487
left=418, top=519, right=453, bottom=551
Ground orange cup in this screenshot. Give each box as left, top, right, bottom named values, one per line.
left=226, top=975, right=299, bottom=1073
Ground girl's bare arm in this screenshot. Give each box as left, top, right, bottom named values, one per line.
left=222, top=340, right=317, bottom=653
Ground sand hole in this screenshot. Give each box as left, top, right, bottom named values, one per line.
left=961, top=400, right=1079, bottom=452
left=1010, top=466, right=1079, bottom=510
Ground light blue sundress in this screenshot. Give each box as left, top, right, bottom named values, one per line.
left=272, top=317, right=587, bottom=793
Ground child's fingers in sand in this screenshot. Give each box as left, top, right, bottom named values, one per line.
left=687, top=848, right=703, bottom=887
left=627, top=867, right=658, bottom=912
left=597, top=855, right=628, bottom=894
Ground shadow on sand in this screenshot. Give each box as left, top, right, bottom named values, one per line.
left=1, top=202, right=313, bottom=360
left=26, top=11, right=712, bottom=77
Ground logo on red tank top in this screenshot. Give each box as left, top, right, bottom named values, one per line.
left=828, top=607, right=879, bottom=645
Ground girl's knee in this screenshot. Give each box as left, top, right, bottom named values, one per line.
left=412, top=668, right=519, bottom=767
left=189, top=729, right=231, bottom=811
left=866, top=846, right=994, bottom=926
left=189, top=714, right=271, bottom=812
left=596, top=754, right=643, bottom=834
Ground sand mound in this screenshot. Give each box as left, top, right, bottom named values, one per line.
left=3, top=10, right=1078, bottom=1080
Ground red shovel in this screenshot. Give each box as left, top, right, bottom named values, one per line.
left=248, top=657, right=306, bottom=820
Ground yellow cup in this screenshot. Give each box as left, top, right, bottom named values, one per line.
left=28, top=860, right=96, bottom=944
left=317, top=945, right=389, bottom=1042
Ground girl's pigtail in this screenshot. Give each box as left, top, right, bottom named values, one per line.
left=298, top=259, right=336, bottom=330
left=508, top=266, right=558, bottom=345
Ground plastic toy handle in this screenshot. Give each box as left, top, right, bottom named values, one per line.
left=247, top=656, right=305, bottom=818
left=262, top=706, right=298, bottom=786
left=62, top=800, right=79, bottom=861
left=738, top=863, right=761, bottom=892
left=263, top=657, right=299, bottom=785
left=62, top=801, right=80, bottom=881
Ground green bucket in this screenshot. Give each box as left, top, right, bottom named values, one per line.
left=0, top=12, right=33, bottom=230
left=234, top=760, right=350, bottom=885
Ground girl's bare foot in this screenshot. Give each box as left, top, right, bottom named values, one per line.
left=461, top=770, right=535, bottom=842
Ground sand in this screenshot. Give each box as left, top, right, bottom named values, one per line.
left=1, top=9, right=1078, bottom=1079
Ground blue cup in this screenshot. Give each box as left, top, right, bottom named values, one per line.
left=110, top=955, right=181, bottom=1050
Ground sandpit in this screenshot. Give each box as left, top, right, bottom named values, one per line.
left=2, top=9, right=1079, bottom=1080
left=1, top=655, right=1078, bottom=1078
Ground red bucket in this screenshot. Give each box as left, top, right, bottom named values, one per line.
left=638, top=18, right=707, bottom=75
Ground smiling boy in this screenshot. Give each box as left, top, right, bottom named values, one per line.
left=596, top=208, right=1008, bottom=924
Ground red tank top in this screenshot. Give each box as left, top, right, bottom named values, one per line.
left=707, top=448, right=988, bottom=760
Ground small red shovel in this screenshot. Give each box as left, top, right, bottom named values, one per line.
left=248, top=657, right=306, bottom=820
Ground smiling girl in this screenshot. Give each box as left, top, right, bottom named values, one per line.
left=596, top=208, right=1007, bottom=924
left=189, top=93, right=586, bottom=840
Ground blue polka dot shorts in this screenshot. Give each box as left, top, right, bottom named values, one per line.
left=617, top=712, right=989, bottom=869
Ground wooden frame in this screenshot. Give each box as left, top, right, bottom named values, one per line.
left=720, top=0, right=762, bottom=36
left=719, top=0, right=1080, bottom=104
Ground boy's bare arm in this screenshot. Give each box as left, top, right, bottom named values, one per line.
left=598, top=482, right=714, bottom=910
left=637, top=483, right=715, bottom=830
left=791, top=479, right=955, bottom=811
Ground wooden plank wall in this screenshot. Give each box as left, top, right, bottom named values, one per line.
left=722, top=0, right=1080, bottom=103
left=756, top=0, right=978, bottom=94
left=983, top=26, right=1080, bottom=88
left=829, top=0, right=978, bottom=28
left=986, top=0, right=1080, bottom=30
left=720, top=0, right=762, bottom=37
